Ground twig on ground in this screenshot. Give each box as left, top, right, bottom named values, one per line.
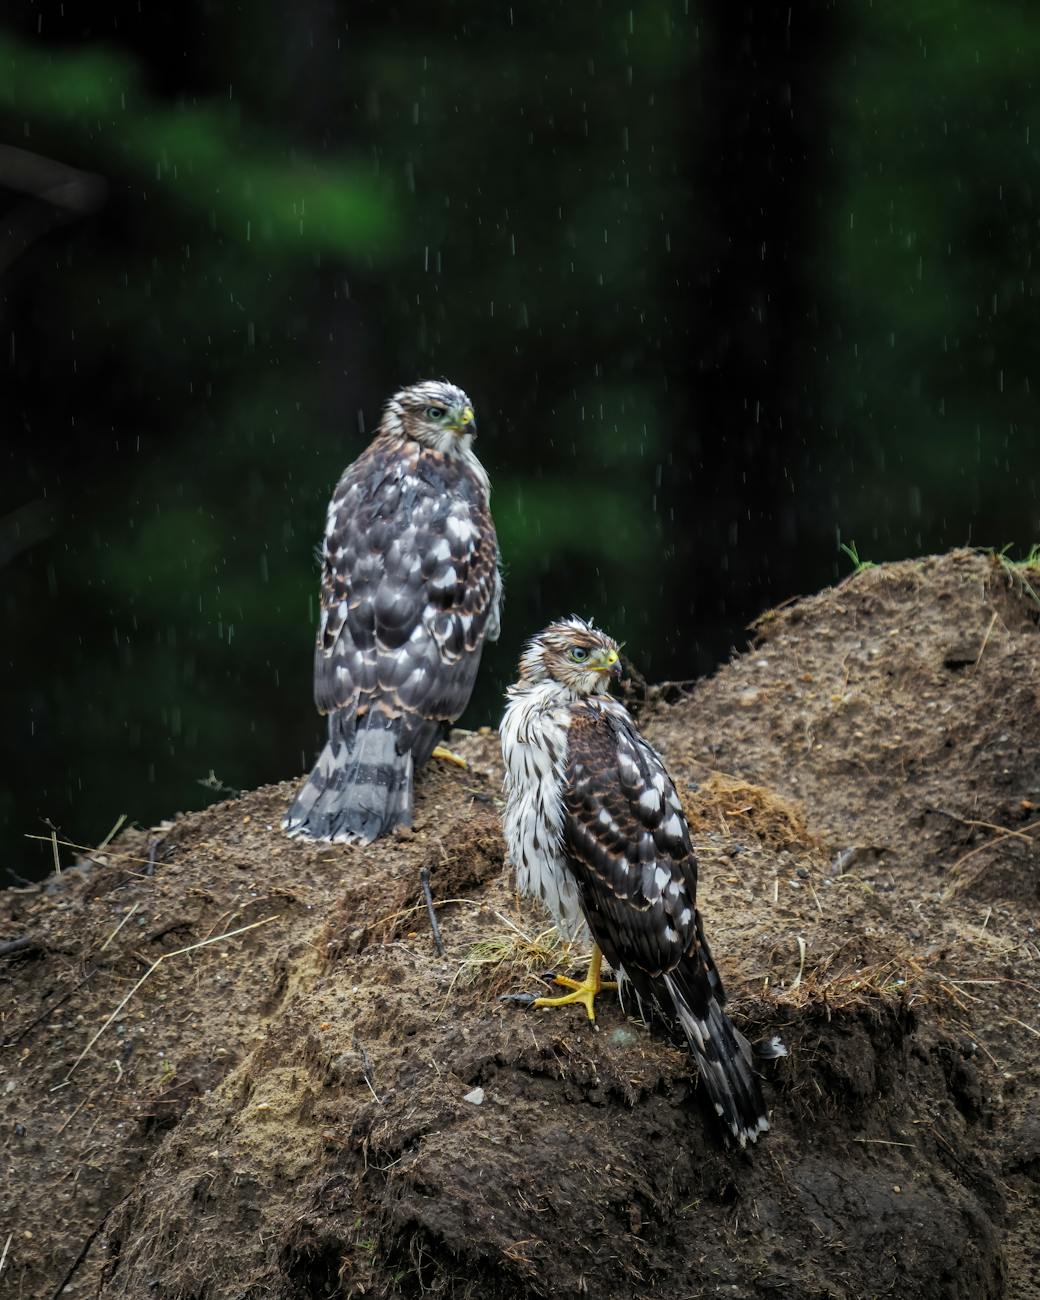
left=3, top=966, right=99, bottom=1047
left=0, top=937, right=44, bottom=959
left=419, top=867, right=445, bottom=957
left=368, top=896, right=480, bottom=936
left=55, top=1094, right=91, bottom=1137
left=144, top=836, right=165, bottom=878
left=48, top=1192, right=131, bottom=1300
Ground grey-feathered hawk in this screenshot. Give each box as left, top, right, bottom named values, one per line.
left=285, top=380, right=502, bottom=843
left=500, top=618, right=771, bottom=1146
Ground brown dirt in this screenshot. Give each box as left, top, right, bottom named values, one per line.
left=2, top=548, right=1039, bottom=1300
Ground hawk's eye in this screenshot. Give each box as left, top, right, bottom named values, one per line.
left=426, top=406, right=448, bottom=420
left=568, top=646, right=589, bottom=663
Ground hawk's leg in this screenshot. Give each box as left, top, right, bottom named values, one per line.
left=532, top=945, right=616, bottom=1022
left=431, top=744, right=468, bottom=770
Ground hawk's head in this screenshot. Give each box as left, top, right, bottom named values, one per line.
left=382, top=379, right=477, bottom=454
left=514, top=617, right=622, bottom=697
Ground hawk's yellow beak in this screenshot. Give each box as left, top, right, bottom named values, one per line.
left=592, top=648, right=622, bottom=679
left=451, top=406, right=476, bottom=435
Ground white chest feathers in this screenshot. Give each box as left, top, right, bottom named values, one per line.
left=500, top=684, right=586, bottom=940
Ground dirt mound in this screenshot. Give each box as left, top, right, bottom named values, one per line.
left=2, top=550, right=1038, bottom=1300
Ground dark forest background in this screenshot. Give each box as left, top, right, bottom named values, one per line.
left=2, top=1, right=1038, bottom=881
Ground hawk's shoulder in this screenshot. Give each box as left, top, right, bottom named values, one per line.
left=566, top=701, right=692, bottom=858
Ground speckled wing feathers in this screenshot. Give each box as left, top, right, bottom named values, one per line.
left=315, top=435, right=500, bottom=759
left=563, top=705, right=709, bottom=1004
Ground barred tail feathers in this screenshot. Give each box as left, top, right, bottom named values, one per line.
left=284, top=711, right=412, bottom=843
left=662, top=972, right=769, bottom=1147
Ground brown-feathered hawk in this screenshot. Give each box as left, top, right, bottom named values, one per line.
left=500, top=617, right=773, bottom=1146
left=284, top=380, right=501, bottom=843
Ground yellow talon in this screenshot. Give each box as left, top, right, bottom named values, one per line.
left=431, top=744, right=468, bottom=770
left=532, top=946, right=614, bottom=1022
left=550, top=973, right=618, bottom=994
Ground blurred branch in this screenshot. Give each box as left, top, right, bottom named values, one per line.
left=0, top=143, right=107, bottom=211
left=0, top=144, right=106, bottom=273
left=0, top=498, right=59, bottom=568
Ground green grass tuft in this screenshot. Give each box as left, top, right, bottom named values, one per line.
left=839, top=541, right=876, bottom=574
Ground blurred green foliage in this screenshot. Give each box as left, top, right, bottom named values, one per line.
left=822, top=0, right=1040, bottom=542
left=1, top=1, right=1038, bottom=879
left=0, top=33, right=398, bottom=256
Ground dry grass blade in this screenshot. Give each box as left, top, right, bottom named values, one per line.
left=448, top=925, right=576, bottom=1002
left=98, top=902, right=140, bottom=953
left=769, top=944, right=943, bottom=1015
left=370, top=896, right=482, bottom=930
left=56, top=915, right=278, bottom=1085
left=942, top=815, right=1040, bottom=899
left=788, top=936, right=807, bottom=991
left=852, top=1138, right=915, bottom=1148
left=938, top=809, right=1039, bottom=845
left=972, top=610, right=1000, bottom=671
left=942, top=980, right=1040, bottom=1041
left=97, top=813, right=128, bottom=849
left=25, top=832, right=157, bottom=872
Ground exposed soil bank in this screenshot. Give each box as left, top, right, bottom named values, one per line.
left=3, top=550, right=1038, bottom=1299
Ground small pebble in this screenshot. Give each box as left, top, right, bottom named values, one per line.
left=463, top=1086, right=485, bottom=1105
